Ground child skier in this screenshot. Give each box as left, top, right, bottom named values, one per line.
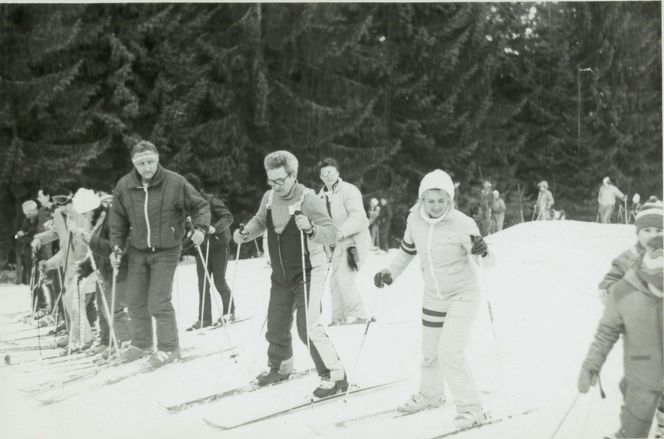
left=590, top=198, right=664, bottom=438
left=373, top=169, right=493, bottom=430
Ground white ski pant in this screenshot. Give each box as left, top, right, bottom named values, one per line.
left=63, top=274, right=93, bottom=348
left=329, top=242, right=368, bottom=322
left=419, top=291, right=482, bottom=414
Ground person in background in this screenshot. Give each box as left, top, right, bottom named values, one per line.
left=489, top=190, right=506, bottom=233
left=182, top=173, right=235, bottom=330
left=377, top=197, right=392, bottom=252
left=109, top=140, right=210, bottom=368
left=478, top=181, right=493, bottom=236
left=368, top=198, right=381, bottom=250
left=374, top=169, right=493, bottom=429
left=15, top=200, right=39, bottom=285
left=597, top=176, right=627, bottom=224
left=534, top=180, right=554, bottom=221
left=316, top=158, right=370, bottom=325
left=628, top=193, right=642, bottom=224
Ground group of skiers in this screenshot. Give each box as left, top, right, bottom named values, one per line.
left=10, top=141, right=663, bottom=435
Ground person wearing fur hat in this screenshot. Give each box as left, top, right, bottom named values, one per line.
left=317, top=158, right=371, bottom=325
left=534, top=180, right=554, bottom=221
left=578, top=203, right=663, bottom=438
left=594, top=197, right=664, bottom=438
left=373, top=169, right=494, bottom=430
left=489, top=190, right=506, bottom=234
left=368, top=198, right=381, bottom=250
left=597, top=177, right=627, bottom=224
left=74, top=188, right=131, bottom=355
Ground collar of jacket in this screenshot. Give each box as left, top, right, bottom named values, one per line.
left=321, top=178, right=342, bottom=194
left=129, top=165, right=165, bottom=188
left=623, top=269, right=664, bottom=299
left=276, top=180, right=301, bottom=202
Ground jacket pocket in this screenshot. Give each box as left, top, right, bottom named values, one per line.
left=630, top=355, right=651, bottom=361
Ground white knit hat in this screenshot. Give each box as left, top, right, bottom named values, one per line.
left=603, top=176, right=610, bottom=184
left=73, top=188, right=101, bottom=214
left=538, top=180, right=548, bottom=189
left=418, top=169, right=455, bottom=200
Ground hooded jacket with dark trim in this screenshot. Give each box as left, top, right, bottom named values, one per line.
left=582, top=269, right=664, bottom=391
left=109, top=166, right=210, bottom=251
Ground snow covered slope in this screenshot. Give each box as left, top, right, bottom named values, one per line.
left=1, top=220, right=652, bottom=438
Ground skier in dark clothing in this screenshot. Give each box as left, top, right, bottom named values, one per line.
left=234, top=150, right=347, bottom=398
left=109, top=140, right=210, bottom=368
left=378, top=197, right=392, bottom=251
left=15, top=201, right=39, bottom=285
left=182, top=173, right=236, bottom=330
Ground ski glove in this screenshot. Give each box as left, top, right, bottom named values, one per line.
left=233, top=227, right=250, bottom=244
left=374, top=270, right=393, bottom=288
left=577, top=369, right=598, bottom=394
left=470, top=235, right=488, bottom=257
left=347, top=246, right=359, bottom=272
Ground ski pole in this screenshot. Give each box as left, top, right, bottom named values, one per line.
left=624, top=198, right=628, bottom=225
left=86, top=249, right=120, bottom=356
left=344, top=293, right=380, bottom=402
left=198, top=238, right=211, bottom=328
left=225, top=239, right=243, bottom=323
left=468, top=254, right=511, bottom=416
left=110, top=267, right=118, bottom=351
left=547, top=393, right=580, bottom=439
left=194, top=244, right=237, bottom=359
left=298, top=228, right=312, bottom=365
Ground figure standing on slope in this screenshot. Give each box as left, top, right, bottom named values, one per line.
left=593, top=198, right=664, bottom=438
left=489, top=190, right=506, bottom=233
left=373, top=169, right=493, bottom=430
left=597, top=177, right=627, bottom=224
left=109, top=140, right=210, bottom=368
left=233, top=150, right=347, bottom=398
left=534, top=180, right=554, bottom=221
left=317, top=158, right=370, bottom=325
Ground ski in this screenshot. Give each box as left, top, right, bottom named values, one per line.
left=335, top=403, right=444, bottom=428
left=427, top=408, right=538, bottom=438
left=35, top=345, right=238, bottom=404
left=1, top=344, right=59, bottom=352
left=203, top=379, right=404, bottom=431
left=162, top=369, right=313, bottom=413
left=202, top=316, right=255, bottom=332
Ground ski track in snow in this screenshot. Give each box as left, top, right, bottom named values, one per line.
left=0, top=221, right=652, bottom=438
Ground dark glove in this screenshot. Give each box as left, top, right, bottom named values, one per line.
left=373, top=269, right=393, bottom=288
left=470, top=235, right=488, bottom=257
left=577, top=369, right=598, bottom=394
left=346, top=246, right=359, bottom=272
left=77, top=259, right=93, bottom=281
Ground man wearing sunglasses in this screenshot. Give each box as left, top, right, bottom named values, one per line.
left=234, top=150, right=347, bottom=398
left=316, top=158, right=370, bottom=326
left=109, top=140, right=210, bottom=368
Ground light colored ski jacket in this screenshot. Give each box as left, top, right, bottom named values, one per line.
left=388, top=202, right=493, bottom=311
left=583, top=270, right=663, bottom=391
left=317, top=178, right=371, bottom=256
left=598, top=184, right=626, bottom=207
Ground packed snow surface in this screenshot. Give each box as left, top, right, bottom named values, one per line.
left=0, top=220, right=649, bottom=438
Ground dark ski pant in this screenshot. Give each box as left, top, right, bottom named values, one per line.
left=126, top=246, right=180, bottom=352
left=266, top=266, right=344, bottom=380
left=97, top=266, right=130, bottom=346
left=195, top=240, right=233, bottom=322
left=615, top=378, right=662, bottom=438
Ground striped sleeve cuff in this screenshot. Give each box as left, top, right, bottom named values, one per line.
left=400, top=239, right=417, bottom=255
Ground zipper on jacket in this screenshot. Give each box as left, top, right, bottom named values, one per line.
left=276, top=235, right=287, bottom=280
left=426, top=224, right=442, bottom=297
left=143, top=183, right=152, bottom=248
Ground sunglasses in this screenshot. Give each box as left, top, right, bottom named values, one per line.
left=52, top=194, right=73, bottom=206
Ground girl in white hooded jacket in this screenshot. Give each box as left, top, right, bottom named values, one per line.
left=374, top=169, right=493, bottom=429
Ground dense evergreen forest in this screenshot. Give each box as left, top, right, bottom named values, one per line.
left=0, top=2, right=661, bottom=264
